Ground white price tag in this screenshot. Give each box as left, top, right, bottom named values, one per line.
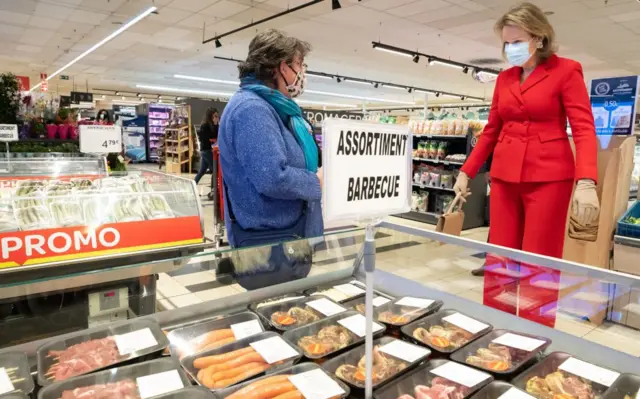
left=0, top=368, right=15, bottom=395
left=373, top=296, right=392, bottom=307
left=395, top=297, right=435, bottom=309
left=498, top=388, right=536, bottom=399
left=491, top=333, right=545, bottom=352
left=559, top=357, right=620, bottom=387
left=250, top=336, right=299, bottom=364
left=431, top=361, right=491, bottom=388
left=288, top=369, right=346, bottom=399
left=442, top=313, right=489, bottom=334
left=114, top=328, right=158, bottom=356
left=334, top=283, right=365, bottom=297
left=0, top=125, right=18, bottom=142
left=136, top=369, right=184, bottom=399
left=380, top=340, right=429, bottom=363
left=306, top=298, right=347, bottom=317
left=231, top=320, right=263, bottom=340
left=337, top=314, right=384, bottom=338
left=80, top=125, right=122, bottom=153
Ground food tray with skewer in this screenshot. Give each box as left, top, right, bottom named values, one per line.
left=0, top=352, right=34, bottom=397
left=256, top=295, right=347, bottom=332
left=36, top=317, right=169, bottom=386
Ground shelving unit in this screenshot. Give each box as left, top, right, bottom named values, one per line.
left=147, top=103, right=174, bottom=163
left=164, top=125, right=192, bottom=174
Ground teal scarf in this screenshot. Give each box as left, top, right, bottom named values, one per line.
left=241, top=76, right=318, bottom=172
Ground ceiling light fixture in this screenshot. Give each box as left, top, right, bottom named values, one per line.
left=174, top=74, right=238, bottom=85
left=136, top=84, right=236, bottom=98
left=305, top=89, right=415, bottom=105
left=332, top=0, right=341, bottom=10
left=307, top=72, right=332, bottom=79
left=30, top=6, right=156, bottom=92
left=462, top=66, right=469, bottom=74
left=372, top=42, right=413, bottom=58
left=115, top=91, right=120, bottom=95
left=384, top=84, right=406, bottom=90
left=215, top=39, right=222, bottom=48
left=412, top=55, right=420, bottom=63
left=295, top=99, right=356, bottom=108
left=345, top=79, right=372, bottom=85
left=336, top=77, right=342, bottom=83
left=430, top=59, right=464, bottom=70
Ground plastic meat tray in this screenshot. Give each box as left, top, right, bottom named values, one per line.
left=248, top=292, right=307, bottom=326
left=154, top=386, right=216, bottom=398
left=374, top=297, right=444, bottom=328
left=256, top=295, right=346, bottom=332
left=470, top=381, right=532, bottom=399
left=304, top=280, right=369, bottom=303
left=618, top=200, right=640, bottom=239
left=0, top=352, right=34, bottom=397
left=341, top=291, right=395, bottom=314
left=602, top=374, right=640, bottom=399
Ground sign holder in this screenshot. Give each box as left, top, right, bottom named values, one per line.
left=0, top=124, right=19, bottom=173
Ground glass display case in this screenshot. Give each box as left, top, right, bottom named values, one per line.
left=0, top=224, right=639, bottom=399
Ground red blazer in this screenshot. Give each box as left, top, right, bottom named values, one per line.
left=462, top=54, right=598, bottom=183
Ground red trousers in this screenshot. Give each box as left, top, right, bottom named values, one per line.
left=483, top=178, right=574, bottom=327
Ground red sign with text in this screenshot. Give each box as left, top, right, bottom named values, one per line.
left=40, top=73, right=48, bottom=92
left=16, top=76, right=30, bottom=92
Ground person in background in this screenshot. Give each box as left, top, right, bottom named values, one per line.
left=194, top=107, right=219, bottom=186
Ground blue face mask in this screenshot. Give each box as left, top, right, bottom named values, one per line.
left=504, top=41, right=532, bottom=66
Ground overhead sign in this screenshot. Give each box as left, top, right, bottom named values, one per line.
left=590, top=75, right=639, bottom=147
left=40, top=73, right=48, bottom=92
left=322, top=119, right=411, bottom=222
left=16, top=76, right=30, bottom=92
left=80, top=125, right=122, bottom=153
left=71, top=91, right=94, bottom=104
left=0, top=125, right=18, bottom=142
left=59, top=75, right=70, bottom=81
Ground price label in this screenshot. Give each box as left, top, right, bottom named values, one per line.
left=559, top=357, right=620, bottom=387
left=442, top=313, right=489, bottom=334
left=307, top=298, right=347, bottom=317
left=288, top=369, right=346, bottom=399
left=492, top=333, right=546, bottom=352
left=231, top=320, right=263, bottom=340
left=338, top=314, right=384, bottom=337
left=0, top=125, right=18, bottom=142
left=373, top=296, right=392, bottom=307
left=80, top=125, right=122, bottom=153
left=334, top=283, right=365, bottom=297
left=114, top=328, right=158, bottom=355
left=498, top=388, right=536, bottom=399
left=136, top=369, right=184, bottom=399
left=250, top=336, right=299, bottom=364
left=431, top=361, right=491, bottom=388
left=395, top=297, right=435, bottom=309
left=0, top=368, right=15, bottom=395
left=380, top=339, right=430, bottom=363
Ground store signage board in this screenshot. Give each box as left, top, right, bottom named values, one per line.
left=71, top=91, right=94, bottom=104
left=288, top=369, right=346, bottom=399
left=136, top=370, right=184, bottom=399
left=322, top=119, right=412, bottom=222
left=589, top=75, right=639, bottom=149
left=80, top=125, right=122, bottom=153
left=0, top=125, right=18, bottom=142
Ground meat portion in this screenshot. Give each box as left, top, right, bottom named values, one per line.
left=397, top=377, right=470, bottom=399
left=59, top=379, right=139, bottom=399
left=47, top=337, right=124, bottom=381
left=526, top=372, right=596, bottom=399
left=298, top=325, right=353, bottom=358
left=335, top=345, right=407, bottom=387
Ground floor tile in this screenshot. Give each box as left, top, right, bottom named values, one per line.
left=164, top=294, right=203, bottom=308
left=173, top=271, right=217, bottom=287
left=583, top=322, right=640, bottom=356
left=195, top=285, right=244, bottom=302
left=157, top=273, right=190, bottom=298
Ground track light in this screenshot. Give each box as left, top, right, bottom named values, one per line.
left=462, top=66, right=469, bottom=74
left=215, top=39, right=222, bottom=48
left=407, top=88, right=413, bottom=93
left=412, top=54, right=420, bottom=63
left=137, top=93, right=142, bottom=97
left=115, top=91, right=120, bottom=95
left=435, top=92, right=441, bottom=97
left=372, top=42, right=413, bottom=58
left=374, top=83, right=379, bottom=88
left=461, top=96, right=466, bottom=100
left=332, top=0, right=341, bottom=9
left=122, top=96, right=126, bottom=100
left=336, top=77, right=342, bottom=83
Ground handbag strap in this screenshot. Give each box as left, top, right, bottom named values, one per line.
left=444, top=193, right=465, bottom=215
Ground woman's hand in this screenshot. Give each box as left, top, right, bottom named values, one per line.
left=453, top=171, right=471, bottom=201
left=316, top=167, right=323, bottom=188
left=572, top=179, right=600, bottom=225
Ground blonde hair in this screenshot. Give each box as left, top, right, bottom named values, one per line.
left=495, top=2, right=557, bottom=60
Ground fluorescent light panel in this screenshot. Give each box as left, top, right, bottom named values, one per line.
left=374, top=47, right=413, bottom=58
left=174, top=74, right=238, bottom=85
left=345, top=79, right=372, bottom=85
left=136, top=84, right=235, bottom=98
left=384, top=85, right=406, bottom=90
left=429, top=60, right=463, bottom=70
left=307, top=73, right=332, bottom=79
left=30, top=6, right=157, bottom=91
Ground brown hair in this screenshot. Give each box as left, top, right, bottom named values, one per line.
left=238, top=29, right=311, bottom=84
left=495, top=2, right=557, bottom=60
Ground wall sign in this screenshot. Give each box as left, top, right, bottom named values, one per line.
left=0, top=125, right=18, bottom=142
left=16, top=76, right=30, bottom=92
left=322, top=119, right=412, bottom=222
left=71, top=91, right=94, bottom=104
left=590, top=76, right=639, bottom=147
left=80, top=125, right=122, bottom=153
left=40, top=73, right=48, bottom=92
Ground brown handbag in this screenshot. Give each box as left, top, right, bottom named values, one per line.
left=436, top=193, right=465, bottom=236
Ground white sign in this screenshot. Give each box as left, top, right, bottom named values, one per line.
left=334, top=283, right=365, bottom=297
left=442, top=313, right=489, bottom=334
left=136, top=370, right=184, bottom=399
left=114, top=328, right=158, bottom=355
left=250, top=336, right=299, bottom=364
left=288, top=369, right=346, bottom=399
left=558, top=357, right=620, bottom=387
left=0, top=125, right=18, bottom=142
left=498, top=388, right=536, bottom=399
left=492, top=333, right=546, bottom=352
left=380, top=339, right=430, bottom=363
left=0, top=368, right=14, bottom=395
left=322, top=119, right=411, bottom=222
left=231, top=320, right=263, bottom=340
left=80, top=125, right=122, bottom=153
left=396, top=297, right=435, bottom=309
left=373, top=296, right=392, bottom=307
left=431, top=361, right=491, bottom=388
left=307, top=298, right=347, bottom=317
left=338, top=313, right=384, bottom=337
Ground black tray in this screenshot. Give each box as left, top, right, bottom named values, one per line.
left=248, top=292, right=306, bottom=325
left=154, top=386, right=216, bottom=398
left=342, top=291, right=395, bottom=314
left=603, top=374, right=640, bottom=399
left=322, top=336, right=431, bottom=390
left=375, top=297, right=443, bottom=328
left=450, top=329, right=550, bottom=377
left=0, top=352, right=34, bottom=396
left=512, top=352, right=621, bottom=399
left=256, top=295, right=347, bottom=332
left=401, top=309, right=492, bottom=355
left=214, top=362, right=351, bottom=399
left=373, top=359, right=493, bottom=399
left=470, top=381, right=532, bottom=399
left=283, top=311, right=385, bottom=360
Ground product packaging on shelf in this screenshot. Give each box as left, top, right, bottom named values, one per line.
left=372, top=359, right=493, bottom=399
left=451, top=329, right=550, bottom=377
left=167, top=312, right=265, bottom=359
left=37, top=318, right=169, bottom=386
left=182, top=331, right=302, bottom=391
left=282, top=310, right=385, bottom=360
left=374, top=296, right=444, bottom=328
left=602, top=374, right=640, bottom=399
left=38, top=358, right=189, bottom=399
left=256, top=295, right=347, bottom=332
left=323, top=336, right=431, bottom=390
left=470, top=381, right=535, bottom=399
left=401, top=309, right=492, bottom=355
left=0, top=352, right=34, bottom=397
left=214, top=362, right=350, bottom=399
left=342, top=290, right=394, bottom=314
left=512, top=352, right=621, bottom=399
left=304, top=280, right=368, bottom=303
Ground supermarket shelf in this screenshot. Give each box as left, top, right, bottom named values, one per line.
left=166, top=150, right=189, bottom=154
left=413, top=134, right=467, bottom=139
left=166, top=137, right=189, bottom=143
left=166, top=159, right=190, bottom=165
left=413, top=183, right=455, bottom=193
left=397, top=210, right=440, bottom=225
left=413, top=157, right=465, bottom=166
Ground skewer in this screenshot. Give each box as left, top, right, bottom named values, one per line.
left=9, top=377, right=25, bottom=384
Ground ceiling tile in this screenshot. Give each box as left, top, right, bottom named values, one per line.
left=149, top=7, right=192, bottom=24
left=34, top=3, right=75, bottom=19
left=79, top=0, right=126, bottom=12
left=0, top=10, right=30, bottom=25
left=15, top=44, right=42, bottom=54
left=609, top=10, right=640, bottom=22
left=387, top=0, right=450, bottom=18
left=68, top=9, right=109, bottom=24
left=154, top=27, right=193, bottom=39
left=358, top=0, right=417, bottom=11
left=410, top=5, right=473, bottom=24
left=167, top=0, right=218, bottom=12
left=0, top=0, right=37, bottom=13
left=29, top=16, right=65, bottom=30
left=201, top=0, right=251, bottom=18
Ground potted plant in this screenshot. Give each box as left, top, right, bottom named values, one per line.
left=0, top=73, right=20, bottom=125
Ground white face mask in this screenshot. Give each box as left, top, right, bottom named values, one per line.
left=283, top=64, right=306, bottom=98
left=504, top=41, right=533, bottom=66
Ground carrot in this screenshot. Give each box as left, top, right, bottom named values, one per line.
left=272, top=391, right=304, bottom=399
left=226, top=375, right=292, bottom=399
left=214, top=364, right=271, bottom=389
left=197, top=369, right=205, bottom=382
left=193, top=347, right=255, bottom=369
left=199, top=351, right=266, bottom=374
left=211, top=362, right=267, bottom=382
left=201, top=365, right=216, bottom=388
left=241, top=381, right=298, bottom=399
left=198, top=337, right=237, bottom=352
left=196, top=329, right=235, bottom=347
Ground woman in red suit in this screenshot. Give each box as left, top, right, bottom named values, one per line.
left=453, top=2, right=600, bottom=327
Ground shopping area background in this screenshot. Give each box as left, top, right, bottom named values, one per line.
left=1, top=0, right=640, bottom=398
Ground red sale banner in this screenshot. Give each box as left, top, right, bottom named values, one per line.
left=40, top=73, right=48, bottom=92
left=0, top=216, right=202, bottom=269
left=16, top=76, right=30, bottom=92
